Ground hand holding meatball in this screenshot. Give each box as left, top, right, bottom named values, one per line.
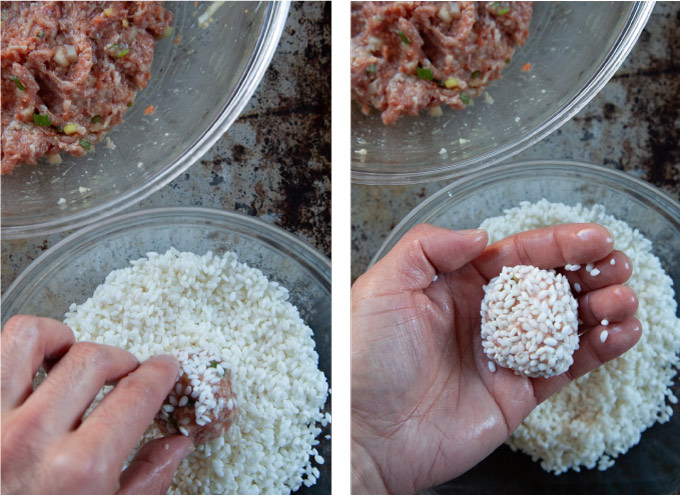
left=352, top=224, right=641, bottom=494
left=1, top=315, right=193, bottom=495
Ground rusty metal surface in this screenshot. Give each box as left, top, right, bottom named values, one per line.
left=352, top=2, right=680, bottom=281
left=2, top=2, right=331, bottom=294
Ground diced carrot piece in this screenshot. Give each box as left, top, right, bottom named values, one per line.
left=521, top=62, right=532, bottom=72
left=144, top=105, right=155, bottom=115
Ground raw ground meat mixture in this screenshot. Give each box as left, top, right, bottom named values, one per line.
left=351, top=1, right=533, bottom=124
left=1, top=1, right=173, bottom=174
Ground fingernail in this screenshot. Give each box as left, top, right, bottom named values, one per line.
left=155, top=354, right=180, bottom=377
left=156, top=353, right=179, bottom=365
left=457, top=229, right=485, bottom=236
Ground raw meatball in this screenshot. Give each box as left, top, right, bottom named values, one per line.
left=155, top=347, right=239, bottom=445
left=480, top=265, right=579, bottom=378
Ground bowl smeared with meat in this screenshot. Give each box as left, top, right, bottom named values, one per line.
left=1, top=1, right=173, bottom=174
left=351, top=1, right=533, bottom=125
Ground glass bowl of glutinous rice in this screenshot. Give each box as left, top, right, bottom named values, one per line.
left=1, top=2, right=289, bottom=238
left=373, top=160, right=680, bottom=495
left=2, top=207, right=331, bottom=495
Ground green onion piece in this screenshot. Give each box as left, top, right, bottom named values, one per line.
left=37, top=31, right=45, bottom=38
left=79, top=138, right=92, bottom=151
left=366, top=64, right=376, bottom=74
left=11, top=76, right=26, bottom=91
left=397, top=30, right=410, bottom=45
left=187, top=396, right=197, bottom=406
left=460, top=93, right=470, bottom=105
left=109, top=43, right=129, bottom=58
left=506, top=58, right=512, bottom=64
left=444, top=77, right=458, bottom=89
left=63, top=123, right=78, bottom=135
left=490, top=2, right=510, bottom=15
left=417, top=67, right=434, bottom=80
left=127, top=101, right=133, bottom=108
left=471, top=70, right=481, bottom=79
left=511, top=274, right=519, bottom=283
left=209, top=360, right=220, bottom=368
left=91, top=115, right=101, bottom=124
left=33, top=113, right=51, bottom=126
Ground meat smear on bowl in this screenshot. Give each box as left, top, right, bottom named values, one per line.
left=351, top=1, right=533, bottom=125
left=1, top=1, right=173, bottom=174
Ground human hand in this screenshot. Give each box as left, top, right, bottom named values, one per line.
left=351, top=224, right=641, bottom=494
left=1, top=315, right=194, bottom=495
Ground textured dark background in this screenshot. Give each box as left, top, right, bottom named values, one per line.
left=352, top=1, right=680, bottom=281
left=2, top=1, right=331, bottom=292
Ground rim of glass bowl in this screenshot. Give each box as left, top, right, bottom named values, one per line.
left=1, top=206, right=330, bottom=325
left=370, top=159, right=680, bottom=265
left=351, top=1, right=655, bottom=186
left=2, top=1, right=291, bottom=239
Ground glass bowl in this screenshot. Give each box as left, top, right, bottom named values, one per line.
left=1, top=1, right=290, bottom=239
left=351, top=1, right=654, bottom=185
left=371, top=160, right=680, bottom=494
left=1, top=206, right=331, bottom=494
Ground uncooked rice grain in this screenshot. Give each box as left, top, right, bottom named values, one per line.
left=64, top=248, right=329, bottom=494
left=480, top=265, right=579, bottom=378
left=479, top=199, right=680, bottom=474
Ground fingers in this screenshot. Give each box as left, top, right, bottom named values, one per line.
left=117, top=435, right=194, bottom=495
left=75, top=355, right=179, bottom=471
left=356, top=224, right=488, bottom=296
left=532, top=318, right=642, bottom=403
left=562, top=251, right=632, bottom=294
left=1, top=315, right=75, bottom=412
left=473, top=224, right=614, bottom=280
left=22, top=342, right=139, bottom=431
left=577, top=285, right=638, bottom=328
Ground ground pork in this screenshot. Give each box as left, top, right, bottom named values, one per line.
left=351, top=1, right=533, bottom=124
left=1, top=1, right=172, bottom=174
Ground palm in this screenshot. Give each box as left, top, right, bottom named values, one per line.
left=353, top=263, right=535, bottom=493
left=352, top=224, right=639, bottom=494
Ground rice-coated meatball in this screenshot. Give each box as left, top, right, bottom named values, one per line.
left=480, top=265, right=579, bottom=378
left=155, top=347, right=238, bottom=445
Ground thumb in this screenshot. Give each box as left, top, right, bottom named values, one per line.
left=117, top=435, right=194, bottom=495
left=357, top=224, right=488, bottom=295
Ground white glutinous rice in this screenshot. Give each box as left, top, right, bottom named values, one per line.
left=480, top=199, right=680, bottom=475
left=64, top=248, right=329, bottom=494
left=488, top=361, right=497, bottom=373
left=600, top=330, right=609, bottom=343
left=480, top=265, right=579, bottom=378
left=564, top=264, right=581, bottom=271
